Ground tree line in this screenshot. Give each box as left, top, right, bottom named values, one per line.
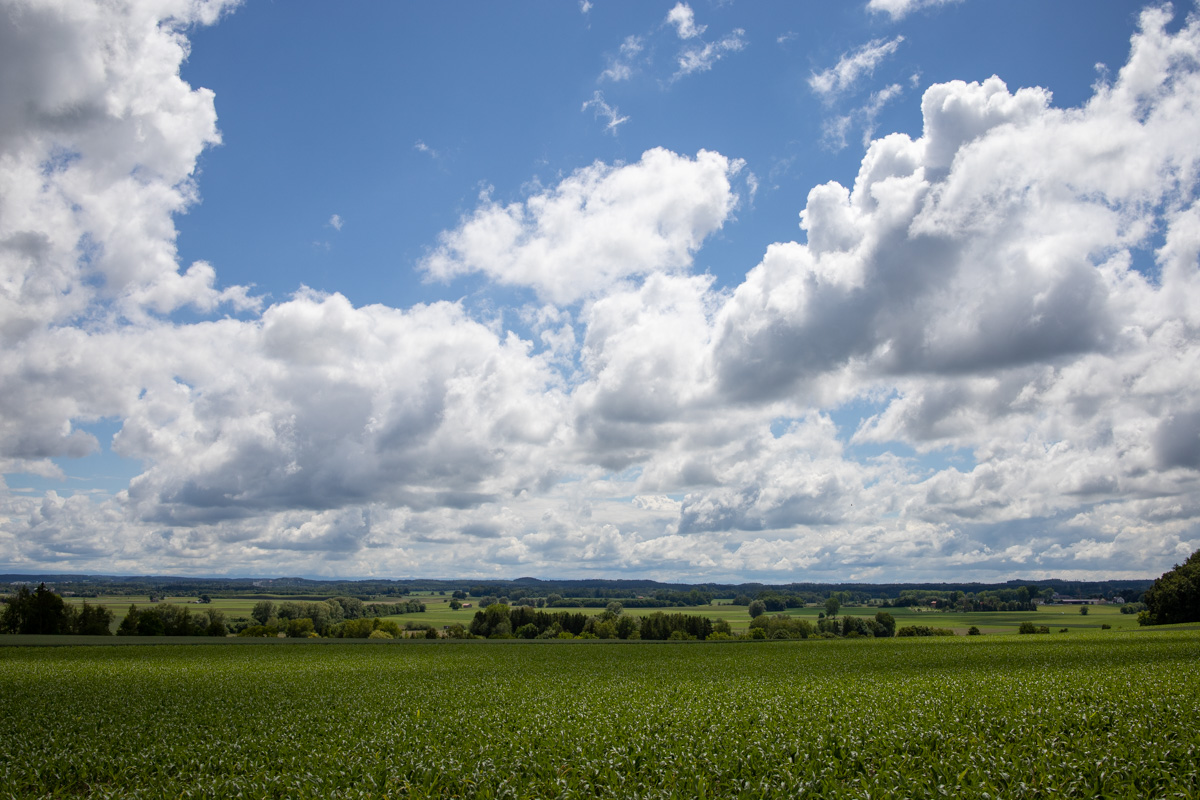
left=0, top=584, right=114, bottom=635
left=466, top=602, right=728, bottom=640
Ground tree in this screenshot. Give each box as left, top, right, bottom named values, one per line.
left=117, top=604, right=142, bottom=635
left=0, top=584, right=72, bottom=635
left=449, top=598, right=462, bottom=610
left=203, top=608, right=227, bottom=637
left=824, top=596, right=841, bottom=618
left=762, top=595, right=787, bottom=612
left=606, top=601, right=624, bottom=616
left=251, top=600, right=275, bottom=625
left=76, top=602, right=115, bottom=635
left=874, top=610, right=895, bottom=637
left=331, top=596, right=366, bottom=619
left=1140, top=548, right=1200, bottom=625
left=286, top=618, right=316, bottom=638
left=748, top=599, right=766, bottom=618
left=1079, top=605, right=1089, bottom=615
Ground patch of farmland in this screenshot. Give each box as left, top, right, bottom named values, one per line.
left=0, top=633, right=1197, bottom=798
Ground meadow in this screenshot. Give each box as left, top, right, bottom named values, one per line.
left=1, top=631, right=1197, bottom=798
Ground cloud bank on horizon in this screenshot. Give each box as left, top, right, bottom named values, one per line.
left=1, top=0, right=1198, bottom=582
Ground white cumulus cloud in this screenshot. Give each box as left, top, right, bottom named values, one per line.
left=665, top=3, right=706, bottom=40
left=421, top=148, right=743, bottom=304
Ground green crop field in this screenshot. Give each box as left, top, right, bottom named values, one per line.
left=1, top=631, right=1197, bottom=799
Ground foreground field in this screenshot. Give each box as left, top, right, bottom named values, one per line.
left=2, top=633, right=1197, bottom=799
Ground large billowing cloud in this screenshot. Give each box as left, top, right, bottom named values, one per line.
left=0, top=0, right=253, bottom=477
left=421, top=148, right=743, bottom=305
left=1, top=2, right=1198, bottom=581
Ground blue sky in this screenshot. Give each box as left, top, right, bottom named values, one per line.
left=174, top=1, right=1139, bottom=307
left=1, top=0, right=1198, bottom=582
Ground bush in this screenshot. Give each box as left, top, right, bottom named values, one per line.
left=967, top=626, right=981, bottom=635
left=896, top=625, right=955, bottom=637
left=1019, top=621, right=1037, bottom=634
left=1101, top=623, right=1111, bottom=629
left=445, top=624, right=471, bottom=639
left=238, top=624, right=280, bottom=638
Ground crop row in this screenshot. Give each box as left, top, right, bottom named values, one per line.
left=1, top=632, right=1197, bottom=799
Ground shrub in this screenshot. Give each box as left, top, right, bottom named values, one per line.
left=896, top=625, right=955, bottom=637
left=238, top=625, right=280, bottom=638
left=1019, top=621, right=1037, bottom=635
left=967, top=626, right=981, bottom=635
left=445, top=624, right=471, bottom=639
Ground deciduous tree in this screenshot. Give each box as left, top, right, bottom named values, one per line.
left=1140, top=548, right=1200, bottom=625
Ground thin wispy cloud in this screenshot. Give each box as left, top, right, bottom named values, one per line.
left=674, top=29, right=747, bottom=79
left=809, top=36, right=904, bottom=98
left=860, top=83, right=903, bottom=145
left=581, top=91, right=630, bottom=134
left=600, top=35, right=643, bottom=82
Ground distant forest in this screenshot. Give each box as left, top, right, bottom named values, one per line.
left=0, top=573, right=1151, bottom=603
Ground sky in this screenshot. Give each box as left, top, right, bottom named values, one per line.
left=1, top=0, right=1199, bottom=584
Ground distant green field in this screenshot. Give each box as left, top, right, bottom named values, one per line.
left=63, top=592, right=1140, bottom=637
left=1, top=632, right=1196, bottom=798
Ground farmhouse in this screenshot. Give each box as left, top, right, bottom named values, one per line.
left=1050, top=593, right=1103, bottom=605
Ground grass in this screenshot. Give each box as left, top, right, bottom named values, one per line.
left=1, top=631, right=1197, bottom=798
